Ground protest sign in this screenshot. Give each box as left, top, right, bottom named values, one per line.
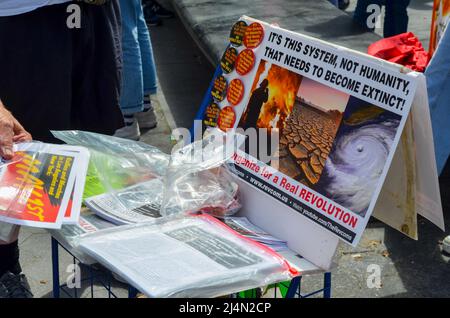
left=430, top=0, right=450, bottom=56
left=198, top=16, right=423, bottom=246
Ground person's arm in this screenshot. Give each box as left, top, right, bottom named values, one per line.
left=0, top=100, right=32, bottom=160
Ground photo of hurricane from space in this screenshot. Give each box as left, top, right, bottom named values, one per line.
left=314, top=96, right=401, bottom=217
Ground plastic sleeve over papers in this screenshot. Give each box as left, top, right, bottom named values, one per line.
left=161, top=129, right=244, bottom=218
left=78, top=213, right=296, bottom=298
left=52, top=130, right=170, bottom=198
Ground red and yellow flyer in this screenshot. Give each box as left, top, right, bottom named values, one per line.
left=0, top=143, right=89, bottom=229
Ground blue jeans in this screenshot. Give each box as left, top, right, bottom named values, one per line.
left=119, top=0, right=157, bottom=115
left=354, top=0, right=410, bottom=38
left=425, top=26, right=450, bottom=175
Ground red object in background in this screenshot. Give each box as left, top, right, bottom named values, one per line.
left=368, top=32, right=429, bottom=72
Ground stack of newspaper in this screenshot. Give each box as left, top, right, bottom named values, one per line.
left=78, top=213, right=295, bottom=298
left=49, top=209, right=115, bottom=263
left=84, top=178, right=164, bottom=225
left=0, top=142, right=90, bottom=233
left=223, top=217, right=288, bottom=252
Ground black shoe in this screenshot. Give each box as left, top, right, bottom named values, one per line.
left=0, top=272, right=33, bottom=298
left=0, top=282, right=8, bottom=298
left=143, top=4, right=163, bottom=26
left=338, top=0, right=350, bottom=10
left=0, top=240, right=22, bottom=277
left=146, top=0, right=174, bottom=19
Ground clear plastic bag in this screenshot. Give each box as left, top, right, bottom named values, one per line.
left=161, top=129, right=244, bottom=218
left=52, top=130, right=170, bottom=198
left=77, top=213, right=296, bottom=298
left=53, top=129, right=243, bottom=220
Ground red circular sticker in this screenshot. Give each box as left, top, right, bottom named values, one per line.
left=229, top=21, right=248, bottom=47
left=236, top=49, right=255, bottom=76
left=244, top=22, right=264, bottom=49
left=220, top=46, right=238, bottom=74
left=203, top=102, right=220, bottom=127
left=227, top=79, right=245, bottom=106
left=211, top=75, right=228, bottom=101
left=217, top=106, right=236, bottom=131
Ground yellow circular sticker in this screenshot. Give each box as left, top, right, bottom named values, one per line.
left=244, top=22, right=264, bottom=49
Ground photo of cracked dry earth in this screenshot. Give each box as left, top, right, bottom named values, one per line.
left=278, top=100, right=342, bottom=187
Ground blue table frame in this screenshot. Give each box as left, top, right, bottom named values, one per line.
left=51, top=236, right=332, bottom=298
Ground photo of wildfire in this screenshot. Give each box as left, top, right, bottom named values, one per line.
left=238, top=59, right=303, bottom=131
left=277, top=77, right=349, bottom=186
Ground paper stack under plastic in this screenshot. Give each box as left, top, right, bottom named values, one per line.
left=77, top=213, right=296, bottom=298
left=53, top=129, right=243, bottom=224
left=51, top=129, right=296, bottom=297
left=223, top=217, right=288, bottom=252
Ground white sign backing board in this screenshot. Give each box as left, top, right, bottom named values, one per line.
left=196, top=16, right=444, bottom=269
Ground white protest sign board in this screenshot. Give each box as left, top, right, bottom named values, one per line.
left=197, top=16, right=444, bottom=269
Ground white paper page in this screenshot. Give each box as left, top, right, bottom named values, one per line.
left=59, top=145, right=90, bottom=224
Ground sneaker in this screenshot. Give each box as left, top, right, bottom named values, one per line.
left=143, top=4, right=163, bottom=26
left=114, top=119, right=141, bottom=141
left=443, top=235, right=450, bottom=255
left=145, top=0, right=174, bottom=19
left=136, top=108, right=158, bottom=130
left=0, top=272, right=33, bottom=298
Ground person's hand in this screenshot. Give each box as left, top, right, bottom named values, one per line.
left=0, top=100, right=32, bottom=160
